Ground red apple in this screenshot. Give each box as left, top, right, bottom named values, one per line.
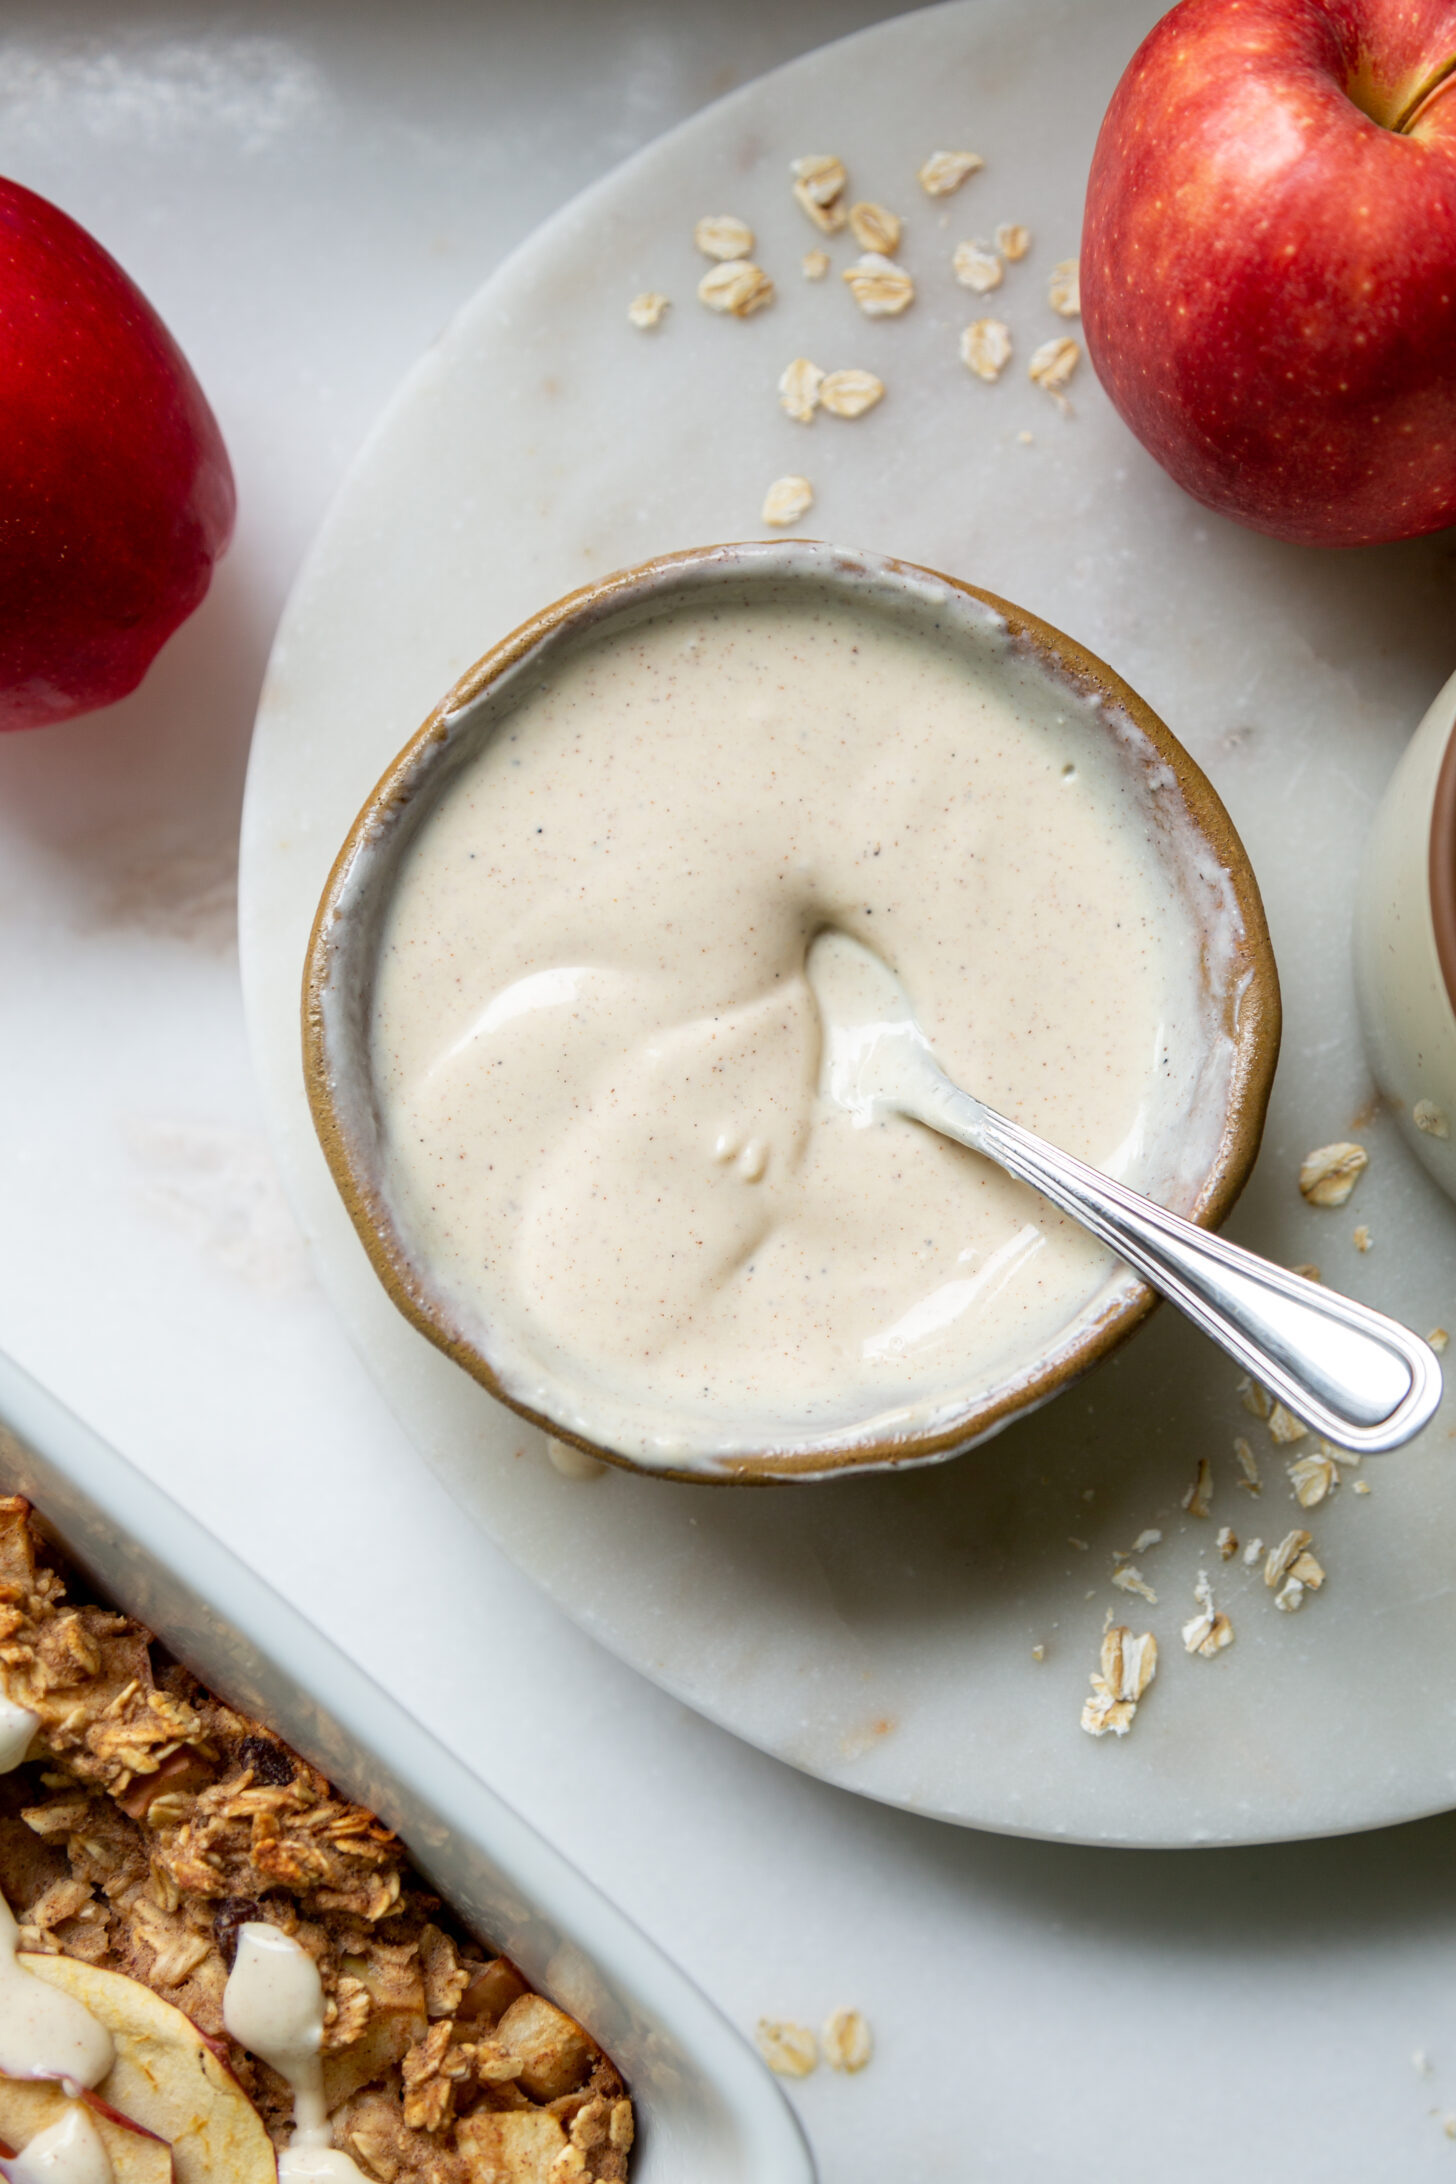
left=0, top=178, right=235, bottom=731
left=1081, top=0, right=1456, bottom=546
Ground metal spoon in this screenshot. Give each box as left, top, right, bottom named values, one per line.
left=806, top=930, right=1442, bottom=1454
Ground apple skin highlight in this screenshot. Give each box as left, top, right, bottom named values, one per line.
left=0, top=178, right=236, bottom=731
left=1081, top=0, right=1456, bottom=547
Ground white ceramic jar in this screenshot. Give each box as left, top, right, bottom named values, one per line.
left=1355, top=665, right=1456, bottom=1198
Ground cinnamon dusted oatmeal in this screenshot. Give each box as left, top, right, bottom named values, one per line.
left=960, top=318, right=1012, bottom=382
left=694, top=214, right=754, bottom=261
left=918, top=150, right=984, bottom=197
left=847, top=202, right=901, bottom=254
left=822, top=2008, right=871, bottom=2073
left=841, top=253, right=914, bottom=317
left=0, top=1499, right=634, bottom=2183
left=791, top=155, right=848, bottom=232
left=952, top=239, right=1002, bottom=293
left=1080, top=1626, right=1156, bottom=1738
left=778, top=357, right=824, bottom=423
left=626, top=292, right=669, bottom=331
left=697, top=260, right=774, bottom=318
left=1028, top=335, right=1080, bottom=396
left=755, top=2020, right=817, bottom=2077
left=995, top=223, right=1031, bottom=261
left=819, top=369, right=884, bottom=419
left=801, top=250, right=830, bottom=281
left=1181, top=1456, right=1213, bottom=1518
left=1048, top=258, right=1080, bottom=316
left=761, top=475, right=814, bottom=526
left=1298, top=1142, right=1367, bottom=1207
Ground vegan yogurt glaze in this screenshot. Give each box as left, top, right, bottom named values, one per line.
left=309, top=544, right=1275, bottom=1479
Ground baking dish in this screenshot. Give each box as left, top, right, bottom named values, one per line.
left=0, top=1345, right=816, bottom=2184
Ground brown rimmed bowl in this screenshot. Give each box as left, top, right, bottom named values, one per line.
left=303, top=541, right=1281, bottom=1485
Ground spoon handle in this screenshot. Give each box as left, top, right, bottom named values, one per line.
left=909, top=1074, right=1443, bottom=1454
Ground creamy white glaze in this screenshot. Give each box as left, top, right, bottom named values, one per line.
left=0, top=2103, right=113, bottom=2184
left=0, top=1701, right=39, bottom=1777
left=223, top=1925, right=366, bottom=2184
left=371, top=578, right=1237, bottom=1468
left=0, top=1902, right=113, bottom=2100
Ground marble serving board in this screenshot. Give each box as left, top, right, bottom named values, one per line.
left=240, top=0, right=1456, bottom=1845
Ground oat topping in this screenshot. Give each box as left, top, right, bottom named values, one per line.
left=960, top=318, right=1012, bottom=381
left=994, top=222, right=1031, bottom=261
left=1080, top=1626, right=1157, bottom=1738
left=1287, top=1451, right=1337, bottom=1508
left=918, top=150, right=984, bottom=197
left=1182, top=1571, right=1234, bottom=1658
left=1216, top=1525, right=1238, bottom=1559
left=778, top=357, right=825, bottom=423
left=1048, top=258, right=1080, bottom=316
left=1233, top=1436, right=1262, bottom=1493
left=1353, top=1224, right=1372, bottom=1253
left=1264, top=1528, right=1312, bottom=1588
left=822, top=2008, right=872, bottom=2073
left=1415, top=1100, right=1450, bottom=1138
left=1028, top=335, right=1079, bottom=395
left=801, top=249, right=830, bottom=281
left=1267, top=1403, right=1308, bottom=1446
left=841, top=252, right=915, bottom=317
left=952, top=239, right=1002, bottom=293
left=1181, top=1456, right=1213, bottom=1518
left=1430, top=1328, right=1449, bottom=1353
left=626, top=292, right=669, bottom=331
left=819, top=368, right=885, bottom=418
left=791, top=155, right=848, bottom=232
left=697, top=259, right=775, bottom=317
left=1112, top=1565, right=1157, bottom=1605
left=847, top=201, right=901, bottom=254
left=1298, top=1142, right=1367, bottom=1207
left=755, top=2019, right=818, bottom=2077
left=694, top=214, right=755, bottom=261
left=761, top=475, right=814, bottom=526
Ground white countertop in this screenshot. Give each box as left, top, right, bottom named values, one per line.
left=4, top=6, right=1456, bottom=2176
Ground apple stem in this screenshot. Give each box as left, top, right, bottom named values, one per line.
left=1392, top=51, right=1456, bottom=133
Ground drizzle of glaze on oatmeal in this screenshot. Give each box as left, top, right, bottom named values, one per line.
left=0, top=2102, right=113, bottom=2183
left=223, top=1926, right=367, bottom=2182
left=370, top=580, right=1236, bottom=1469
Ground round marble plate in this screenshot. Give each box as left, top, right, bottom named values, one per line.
left=240, top=0, right=1456, bottom=1845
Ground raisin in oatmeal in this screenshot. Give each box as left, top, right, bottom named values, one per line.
left=0, top=1498, right=632, bottom=2182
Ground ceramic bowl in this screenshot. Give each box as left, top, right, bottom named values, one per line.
left=303, top=540, right=1280, bottom=1484
left=1355, top=665, right=1456, bottom=1197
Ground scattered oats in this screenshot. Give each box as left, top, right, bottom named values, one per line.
left=1133, top=1528, right=1163, bottom=1553
left=1048, top=257, right=1081, bottom=316
left=953, top=238, right=1003, bottom=292
left=1113, top=1564, right=1157, bottom=1605
left=1243, top=1536, right=1265, bottom=1565
left=627, top=290, right=670, bottom=330
left=919, top=149, right=984, bottom=197
left=822, top=2008, right=872, bottom=2073
left=1289, top=1549, right=1325, bottom=1590
left=1430, top=1327, right=1450, bottom=1352
left=756, top=2020, right=817, bottom=2078
left=960, top=316, right=1012, bottom=381
left=995, top=222, right=1032, bottom=261
left=1081, top=1626, right=1157, bottom=1737
left=698, top=259, right=775, bottom=317
left=1415, top=1099, right=1450, bottom=1138
left=1031, top=1643, right=1046, bottom=1662
left=1236, top=1433, right=1265, bottom=1486
left=1265, top=1528, right=1312, bottom=1588
left=1275, top=1576, right=1306, bottom=1613
left=1288, top=1451, right=1337, bottom=1508
left=1239, top=1375, right=1273, bottom=1421
left=1290, top=1262, right=1322, bottom=1282
left=1028, top=335, right=1080, bottom=395
left=1299, top=1141, right=1367, bottom=1207
left=1017, top=429, right=1035, bottom=444
left=848, top=200, right=902, bottom=254
left=802, top=249, right=831, bottom=280
left=1182, top=1571, right=1234, bottom=1658
left=1267, top=1403, right=1308, bottom=1445
left=1216, top=1525, right=1238, bottom=1559
left=1353, top=1478, right=1372, bottom=1494
left=820, top=367, right=885, bottom=418
left=761, top=475, right=814, bottom=526
left=1182, top=1456, right=1213, bottom=1517
left=778, top=356, right=825, bottom=423
left=842, top=252, right=915, bottom=317
left=1353, top=1223, right=1372, bottom=1253
left=1067, top=1536, right=1090, bottom=1552
left=695, top=214, right=755, bottom=260
left=792, top=154, right=848, bottom=231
